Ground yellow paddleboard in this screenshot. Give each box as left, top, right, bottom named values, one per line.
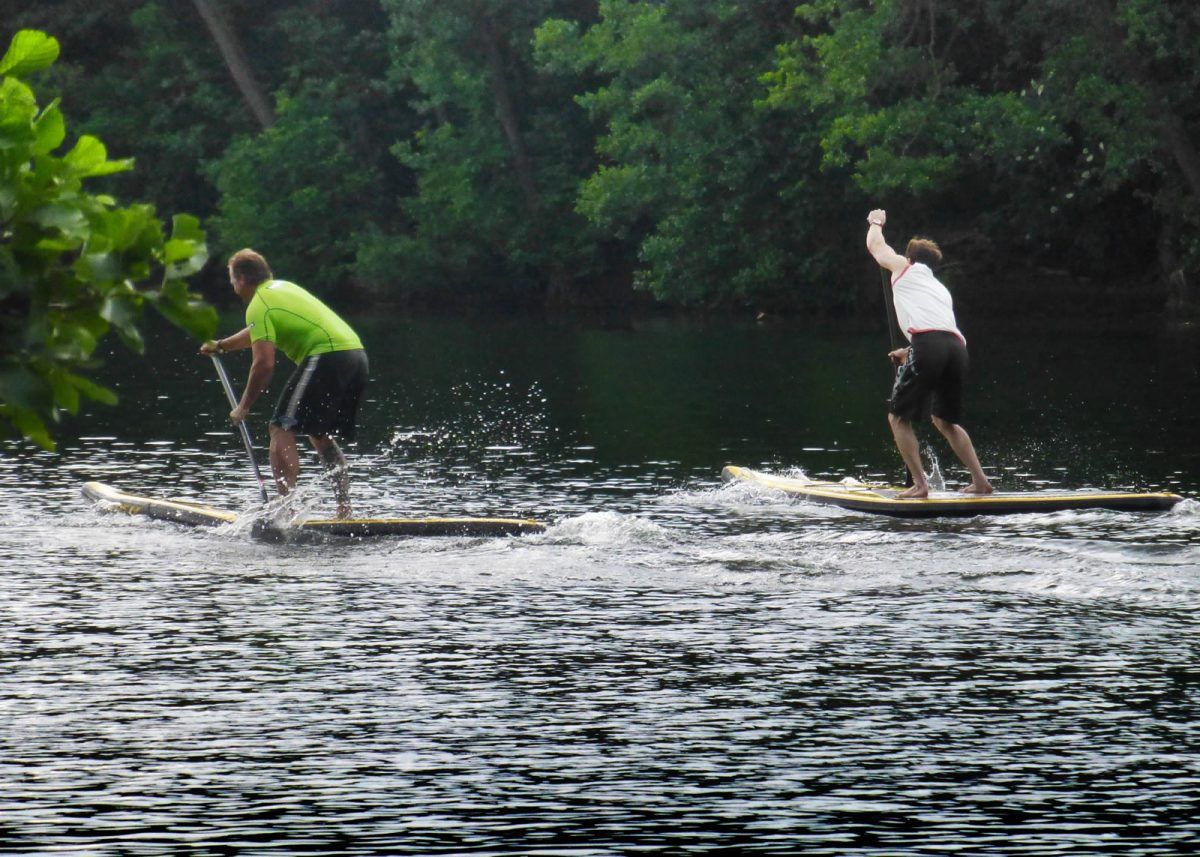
left=82, top=481, right=546, bottom=538
left=721, top=466, right=1183, bottom=518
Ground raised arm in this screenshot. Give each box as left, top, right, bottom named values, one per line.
left=865, top=209, right=908, bottom=273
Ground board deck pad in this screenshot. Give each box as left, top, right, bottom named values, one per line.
left=82, top=481, right=546, bottom=538
left=721, top=466, right=1183, bottom=518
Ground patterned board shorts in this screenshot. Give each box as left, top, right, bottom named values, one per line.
left=888, top=331, right=967, bottom=424
left=271, top=349, right=369, bottom=441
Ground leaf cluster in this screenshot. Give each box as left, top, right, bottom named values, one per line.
left=1, top=31, right=213, bottom=449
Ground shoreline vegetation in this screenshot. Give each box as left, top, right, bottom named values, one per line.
left=2, top=1, right=1196, bottom=317
left=4, top=2, right=1199, bottom=447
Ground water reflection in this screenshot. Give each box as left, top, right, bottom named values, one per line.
left=2, top=313, right=1198, bottom=853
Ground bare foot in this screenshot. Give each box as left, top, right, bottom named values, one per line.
left=897, top=484, right=929, bottom=499
left=960, top=482, right=993, bottom=495
left=336, top=503, right=353, bottom=520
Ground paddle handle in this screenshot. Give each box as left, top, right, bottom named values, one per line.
left=211, top=354, right=270, bottom=504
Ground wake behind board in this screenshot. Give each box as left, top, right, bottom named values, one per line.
left=721, top=466, right=1183, bottom=519
left=82, top=481, right=546, bottom=538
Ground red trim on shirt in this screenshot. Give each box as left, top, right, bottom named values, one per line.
left=891, top=263, right=913, bottom=286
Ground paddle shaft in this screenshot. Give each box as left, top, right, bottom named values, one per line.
left=879, top=266, right=914, bottom=488
left=879, top=266, right=900, bottom=351
left=210, top=355, right=270, bottom=503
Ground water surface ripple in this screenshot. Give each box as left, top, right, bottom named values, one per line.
left=2, top=317, right=1198, bottom=853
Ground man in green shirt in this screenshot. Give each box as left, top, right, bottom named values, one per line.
left=200, top=249, right=369, bottom=518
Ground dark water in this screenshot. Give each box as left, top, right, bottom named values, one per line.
left=2, top=311, right=1199, bottom=854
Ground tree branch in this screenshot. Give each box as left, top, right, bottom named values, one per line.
left=191, top=0, right=275, bottom=131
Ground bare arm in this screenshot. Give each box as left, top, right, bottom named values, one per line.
left=865, top=209, right=908, bottom=273
left=200, top=326, right=253, bottom=355
left=229, top=338, right=276, bottom=423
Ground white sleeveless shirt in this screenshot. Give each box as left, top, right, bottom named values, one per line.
left=892, top=263, right=965, bottom=344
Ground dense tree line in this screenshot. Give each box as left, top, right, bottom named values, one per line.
left=3, top=0, right=1198, bottom=316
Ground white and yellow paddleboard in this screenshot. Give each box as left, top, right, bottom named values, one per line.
left=721, top=466, right=1183, bottom=518
left=82, top=481, right=546, bottom=538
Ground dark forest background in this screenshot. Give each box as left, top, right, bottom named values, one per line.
left=4, top=0, right=1199, bottom=318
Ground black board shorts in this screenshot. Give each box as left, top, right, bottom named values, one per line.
left=888, top=331, right=967, bottom=424
left=271, top=349, right=369, bottom=441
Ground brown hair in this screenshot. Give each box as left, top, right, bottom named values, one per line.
left=228, top=249, right=273, bottom=286
left=905, top=237, right=942, bottom=267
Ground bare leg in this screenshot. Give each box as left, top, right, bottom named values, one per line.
left=268, top=424, right=300, bottom=496
left=931, top=416, right=993, bottom=494
left=310, top=435, right=351, bottom=519
left=888, top=413, right=928, bottom=499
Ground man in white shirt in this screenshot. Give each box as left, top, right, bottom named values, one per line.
left=866, top=208, right=993, bottom=498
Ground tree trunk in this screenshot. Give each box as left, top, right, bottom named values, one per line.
left=191, top=0, right=275, bottom=131
left=1153, top=111, right=1199, bottom=318
left=478, top=15, right=540, bottom=214
left=1157, top=112, right=1200, bottom=201
left=1160, top=221, right=1194, bottom=318
left=1102, top=8, right=1200, bottom=200
left=476, top=14, right=574, bottom=302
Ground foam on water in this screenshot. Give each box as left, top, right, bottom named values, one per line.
left=4, top=430, right=1199, bottom=854
left=539, top=510, right=674, bottom=547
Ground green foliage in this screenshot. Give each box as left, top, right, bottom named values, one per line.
left=0, top=30, right=213, bottom=449
left=763, top=0, right=1047, bottom=193
left=382, top=0, right=600, bottom=302
left=762, top=0, right=1200, bottom=283
left=536, top=0, right=843, bottom=308
left=205, top=2, right=411, bottom=298
left=208, top=92, right=376, bottom=293
left=0, top=29, right=61, bottom=77
left=6, top=0, right=1199, bottom=318
left=72, top=1, right=257, bottom=219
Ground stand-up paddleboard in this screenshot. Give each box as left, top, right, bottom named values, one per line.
left=721, top=466, right=1183, bottom=518
left=82, top=481, right=546, bottom=538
